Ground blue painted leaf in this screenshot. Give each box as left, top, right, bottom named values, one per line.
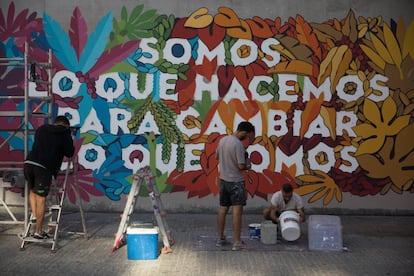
left=104, top=77, right=117, bottom=92
left=43, top=13, right=79, bottom=71
left=58, top=76, right=73, bottom=91
left=119, top=134, right=137, bottom=147
left=92, top=97, right=111, bottom=132
left=79, top=12, right=113, bottom=72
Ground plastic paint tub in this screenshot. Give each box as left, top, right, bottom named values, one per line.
left=249, top=223, right=261, bottom=239
left=279, top=211, right=300, bottom=241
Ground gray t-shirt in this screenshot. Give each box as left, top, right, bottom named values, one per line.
left=216, top=135, right=246, bottom=182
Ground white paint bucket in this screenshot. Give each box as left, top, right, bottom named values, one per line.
left=279, top=210, right=300, bottom=241
left=260, top=220, right=277, bottom=244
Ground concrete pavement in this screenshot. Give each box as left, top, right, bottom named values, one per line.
left=1, top=210, right=414, bottom=276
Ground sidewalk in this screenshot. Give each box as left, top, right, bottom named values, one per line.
left=1, top=211, right=414, bottom=276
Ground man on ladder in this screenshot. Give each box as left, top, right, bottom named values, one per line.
left=23, top=115, right=74, bottom=239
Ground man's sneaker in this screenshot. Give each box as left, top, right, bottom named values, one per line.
left=33, top=232, right=49, bottom=239
left=215, top=236, right=227, bottom=247
left=232, top=241, right=243, bottom=251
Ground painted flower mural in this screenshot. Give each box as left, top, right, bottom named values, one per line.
left=1, top=2, right=413, bottom=209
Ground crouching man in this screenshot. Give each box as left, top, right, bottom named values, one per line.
left=263, top=183, right=305, bottom=224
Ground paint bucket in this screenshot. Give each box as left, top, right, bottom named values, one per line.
left=249, top=223, right=261, bottom=239
left=279, top=210, right=300, bottom=241
left=260, top=220, right=277, bottom=244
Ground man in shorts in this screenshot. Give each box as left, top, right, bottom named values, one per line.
left=24, top=116, right=74, bottom=239
left=215, top=121, right=255, bottom=251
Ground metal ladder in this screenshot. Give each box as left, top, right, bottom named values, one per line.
left=111, top=166, right=174, bottom=254
left=19, top=157, right=88, bottom=252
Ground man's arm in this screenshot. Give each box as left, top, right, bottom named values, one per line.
left=63, top=131, right=75, bottom=157
left=297, top=207, right=306, bottom=222
left=238, top=153, right=251, bottom=170
left=269, top=206, right=279, bottom=223
left=263, top=205, right=279, bottom=224
left=238, top=162, right=251, bottom=171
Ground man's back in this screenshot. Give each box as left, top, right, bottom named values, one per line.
left=216, top=135, right=245, bottom=182
left=26, top=124, right=74, bottom=176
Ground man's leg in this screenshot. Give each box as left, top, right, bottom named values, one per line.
left=232, top=204, right=243, bottom=244
left=217, top=206, right=229, bottom=239
left=33, top=193, right=46, bottom=234
left=29, top=190, right=37, bottom=220
left=263, top=206, right=279, bottom=224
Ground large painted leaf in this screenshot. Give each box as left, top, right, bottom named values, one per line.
left=89, top=40, right=140, bottom=78
left=69, top=7, right=88, bottom=60
left=79, top=12, right=113, bottom=72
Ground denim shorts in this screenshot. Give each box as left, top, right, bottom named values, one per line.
left=219, top=179, right=246, bottom=206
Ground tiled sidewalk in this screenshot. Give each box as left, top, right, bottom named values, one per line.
left=1, top=212, right=414, bottom=276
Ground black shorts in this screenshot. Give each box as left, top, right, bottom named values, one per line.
left=24, top=163, right=52, bottom=197
left=219, top=179, right=246, bottom=206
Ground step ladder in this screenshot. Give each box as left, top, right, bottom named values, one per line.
left=111, top=166, right=174, bottom=254
left=19, top=157, right=88, bottom=252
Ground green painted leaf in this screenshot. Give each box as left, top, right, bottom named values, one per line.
left=80, top=132, right=97, bottom=144
left=121, top=6, right=128, bottom=21
left=137, top=9, right=157, bottom=22
left=137, top=21, right=157, bottom=30
left=130, top=4, right=144, bottom=21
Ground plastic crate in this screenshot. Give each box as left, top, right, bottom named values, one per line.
left=308, top=215, right=343, bottom=251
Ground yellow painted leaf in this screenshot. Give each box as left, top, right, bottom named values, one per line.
left=318, top=63, right=332, bottom=87
left=295, top=184, right=324, bottom=196
left=396, top=17, right=406, bottom=53
left=184, top=7, right=213, bottom=28
left=329, top=45, right=348, bottom=92
left=403, top=19, right=414, bottom=59
left=383, top=23, right=402, bottom=66
left=370, top=33, right=394, bottom=64
left=269, top=44, right=296, bottom=60
left=217, top=101, right=235, bottom=130
left=309, top=188, right=329, bottom=203
left=329, top=46, right=347, bottom=71
left=300, top=93, right=323, bottom=139
left=354, top=136, right=385, bottom=156
left=395, top=124, right=414, bottom=158
left=387, top=115, right=410, bottom=135
left=363, top=99, right=381, bottom=124
left=381, top=96, right=397, bottom=124
left=296, top=174, right=325, bottom=183
left=226, top=19, right=252, bottom=40
left=267, top=60, right=313, bottom=75
left=352, top=123, right=376, bottom=138
left=320, top=106, right=337, bottom=140
left=323, top=188, right=334, bottom=205
left=360, top=44, right=386, bottom=70
left=335, top=187, right=343, bottom=202
left=318, top=46, right=338, bottom=85
left=332, top=48, right=353, bottom=93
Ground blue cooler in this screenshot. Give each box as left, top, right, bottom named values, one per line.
left=126, top=226, right=159, bottom=260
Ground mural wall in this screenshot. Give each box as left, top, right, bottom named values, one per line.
left=1, top=1, right=413, bottom=212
